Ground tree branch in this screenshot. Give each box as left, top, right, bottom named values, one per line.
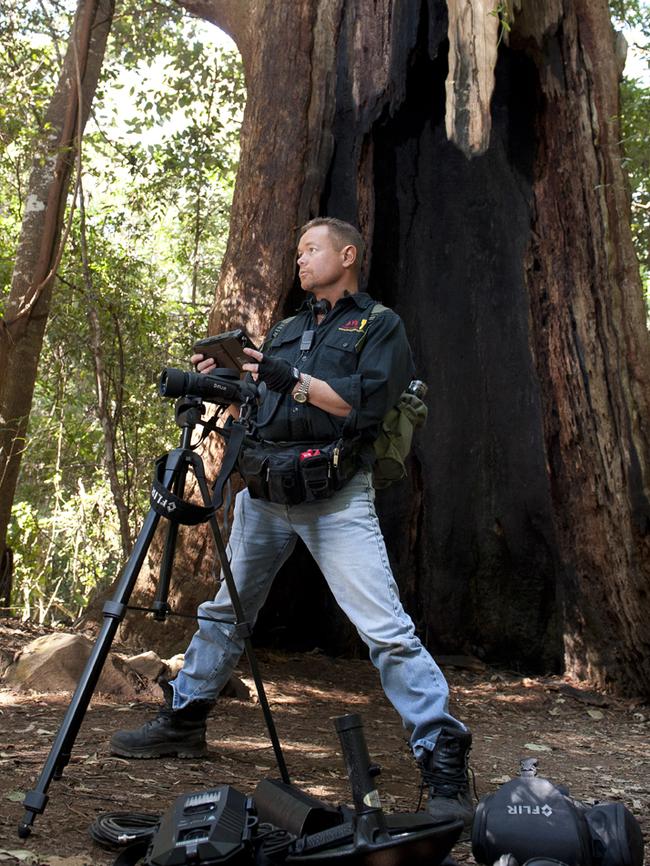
left=174, top=0, right=252, bottom=68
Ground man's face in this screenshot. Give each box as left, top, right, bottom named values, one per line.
left=296, top=226, right=348, bottom=293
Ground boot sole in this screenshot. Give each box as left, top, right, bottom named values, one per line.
left=109, top=745, right=208, bottom=759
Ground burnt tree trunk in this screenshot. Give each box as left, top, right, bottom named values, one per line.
left=122, top=0, right=649, bottom=697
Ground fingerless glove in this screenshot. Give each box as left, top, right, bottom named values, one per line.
left=258, top=355, right=300, bottom=393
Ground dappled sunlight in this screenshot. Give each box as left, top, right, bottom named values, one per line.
left=1, top=649, right=648, bottom=865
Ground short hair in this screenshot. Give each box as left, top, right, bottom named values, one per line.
left=300, top=217, right=365, bottom=265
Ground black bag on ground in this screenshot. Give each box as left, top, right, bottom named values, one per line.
left=585, top=802, right=644, bottom=866
left=471, top=765, right=643, bottom=866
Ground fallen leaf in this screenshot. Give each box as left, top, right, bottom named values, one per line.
left=587, top=709, right=604, bottom=720
left=524, top=743, right=552, bottom=752
left=0, top=851, right=37, bottom=864
left=6, top=790, right=26, bottom=801
left=41, top=856, right=95, bottom=866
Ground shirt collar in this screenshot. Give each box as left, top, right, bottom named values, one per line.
left=297, top=291, right=373, bottom=313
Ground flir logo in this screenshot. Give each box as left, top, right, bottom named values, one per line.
left=507, top=805, right=553, bottom=816
left=151, top=488, right=177, bottom=513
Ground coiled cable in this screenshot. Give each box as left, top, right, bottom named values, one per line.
left=88, top=811, right=159, bottom=848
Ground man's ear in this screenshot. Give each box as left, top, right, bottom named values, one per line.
left=341, top=244, right=357, bottom=269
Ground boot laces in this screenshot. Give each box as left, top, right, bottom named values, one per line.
left=416, top=764, right=477, bottom=812
left=420, top=761, right=468, bottom=793
left=143, top=707, right=174, bottom=730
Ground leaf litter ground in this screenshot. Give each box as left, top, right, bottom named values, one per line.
left=0, top=619, right=648, bottom=865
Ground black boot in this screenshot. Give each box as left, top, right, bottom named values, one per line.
left=109, top=681, right=213, bottom=759
left=419, top=726, right=474, bottom=828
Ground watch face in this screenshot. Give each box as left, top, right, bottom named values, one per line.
left=294, top=390, right=308, bottom=403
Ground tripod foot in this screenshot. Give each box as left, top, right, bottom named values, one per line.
left=18, top=816, right=33, bottom=838
left=18, top=789, right=48, bottom=838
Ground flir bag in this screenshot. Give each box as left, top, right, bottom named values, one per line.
left=471, top=761, right=643, bottom=866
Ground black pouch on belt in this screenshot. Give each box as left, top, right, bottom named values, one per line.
left=238, top=439, right=361, bottom=505
left=266, top=449, right=305, bottom=505
left=237, top=445, right=269, bottom=501
left=299, top=450, right=333, bottom=502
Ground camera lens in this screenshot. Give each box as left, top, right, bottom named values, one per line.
left=159, top=368, right=189, bottom=398
left=159, top=367, right=252, bottom=406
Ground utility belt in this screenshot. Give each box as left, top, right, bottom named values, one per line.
left=237, top=437, right=361, bottom=505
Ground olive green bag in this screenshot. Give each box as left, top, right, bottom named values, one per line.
left=360, top=304, right=428, bottom=489
left=372, top=390, right=428, bottom=488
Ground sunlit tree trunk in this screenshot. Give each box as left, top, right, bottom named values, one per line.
left=122, top=0, right=649, bottom=697
left=0, top=0, right=114, bottom=575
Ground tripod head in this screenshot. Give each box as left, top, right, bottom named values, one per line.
left=174, top=395, right=206, bottom=430
left=169, top=371, right=262, bottom=443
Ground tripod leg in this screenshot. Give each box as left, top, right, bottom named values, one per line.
left=193, top=472, right=291, bottom=785
left=18, top=507, right=161, bottom=837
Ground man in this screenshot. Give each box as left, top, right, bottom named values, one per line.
left=110, top=217, right=473, bottom=826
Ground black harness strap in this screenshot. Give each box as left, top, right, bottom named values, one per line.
left=211, top=421, right=246, bottom=510
left=149, top=421, right=247, bottom=525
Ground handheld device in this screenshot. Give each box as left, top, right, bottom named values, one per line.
left=193, top=329, right=258, bottom=372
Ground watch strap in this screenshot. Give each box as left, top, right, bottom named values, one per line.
left=294, top=373, right=312, bottom=402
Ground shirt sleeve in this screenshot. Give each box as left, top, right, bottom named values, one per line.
left=328, top=311, right=415, bottom=434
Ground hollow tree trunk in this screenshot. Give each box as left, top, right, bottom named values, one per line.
left=124, top=0, right=649, bottom=697
left=0, top=0, right=114, bottom=572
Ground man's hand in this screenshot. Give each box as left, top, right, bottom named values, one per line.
left=241, top=347, right=351, bottom=416
left=242, top=347, right=299, bottom=393
left=190, top=353, right=217, bottom=374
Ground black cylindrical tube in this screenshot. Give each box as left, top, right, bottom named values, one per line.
left=159, top=367, right=245, bottom=404
left=334, top=714, right=382, bottom=814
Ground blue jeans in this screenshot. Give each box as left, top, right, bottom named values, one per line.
left=172, top=471, right=464, bottom=755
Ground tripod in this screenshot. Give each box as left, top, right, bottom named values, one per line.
left=19, top=395, right=290, bottom=838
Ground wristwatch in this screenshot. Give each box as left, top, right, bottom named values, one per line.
left=293, top=373, right=312, bottom=404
